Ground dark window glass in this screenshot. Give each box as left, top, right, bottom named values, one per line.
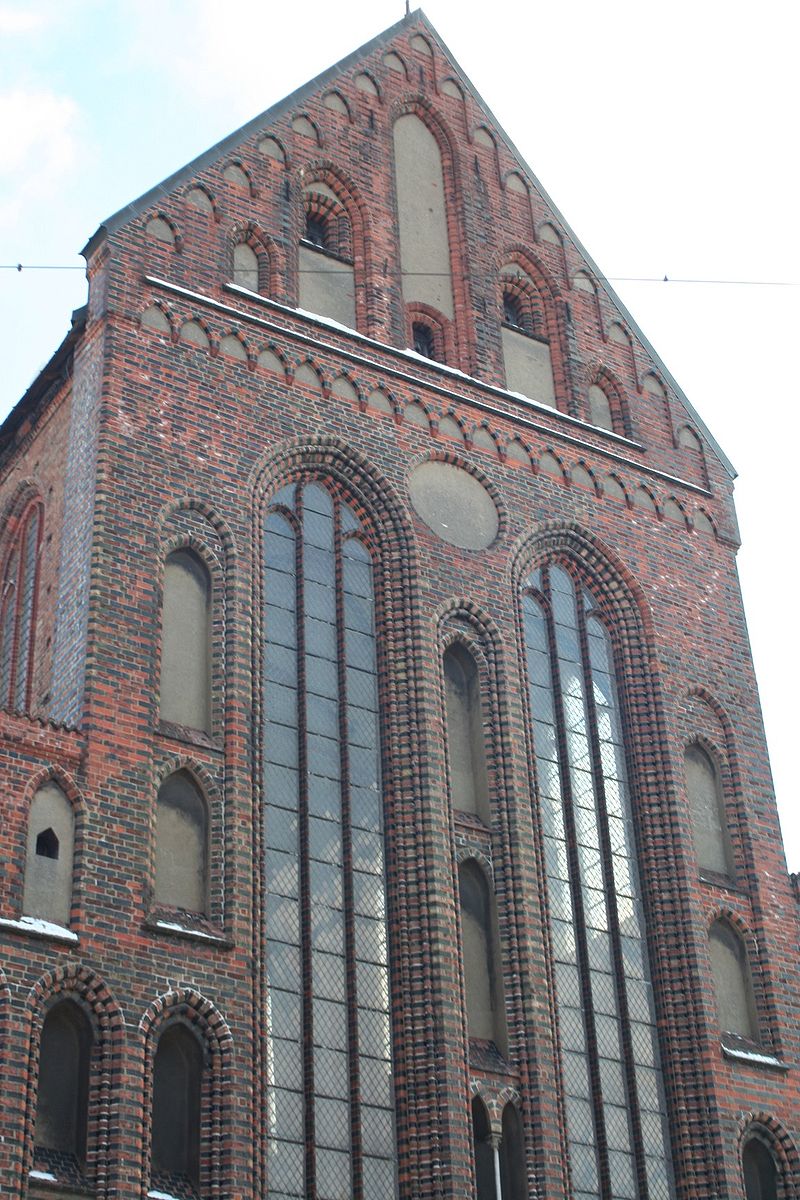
left=472, top=1097, right=497, bottom=1200
left=35, top=828, right=59, bottom=859
left=499, top=1104, right=527, bottom=1200
left=412, top=322, right=435, bottom=359
left=305, top=213, right=328, bottom=249
left=503, top=292, right=523, bottom=329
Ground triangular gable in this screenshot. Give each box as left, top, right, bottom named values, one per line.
left=85, top=7, right=734, bottom=478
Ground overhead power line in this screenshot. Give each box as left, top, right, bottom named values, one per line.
left=1, top=263, right=798, bottom=287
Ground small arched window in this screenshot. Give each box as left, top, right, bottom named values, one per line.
left=232, top=242, right=260, bottom=292
left=685, top=745, right=733, bottom=878
left=160, top=549, right=212, bottom=734
left=0, top=499, right=42, bottom=713
left=155, top=771, right=208, bottom=914
left=459, top=859, right=507, bottom=1054
left=743, top=1136, right=779, bottom=1200
left=412, top=321, right=436, bottom=360
left=34, top=1001, right=93, bottom=1175
left=23, top=780, right=74, bottom=927
left=151, top=1023, right=203, bottom=1193
left=709, top=919, right=759, bottom=1042
left=443, top=644, right=490, bottom=823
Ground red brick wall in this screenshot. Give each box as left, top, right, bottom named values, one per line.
left=0, top=13, right=796, bottom=1200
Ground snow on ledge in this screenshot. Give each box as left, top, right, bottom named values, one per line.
left=0, top=914, right=78, bottom=942
left=152, top=919, right=225, bottom=942
left=29, top=1169, right=58, bottom=1182
left=147, top=1191, right=182, bottom=1200
left=722, top=1042, right=787, bottom=1069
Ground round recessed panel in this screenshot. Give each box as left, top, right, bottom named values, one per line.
left=408, top=461, right=499, bottom=550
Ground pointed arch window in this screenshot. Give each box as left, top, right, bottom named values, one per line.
left=0, top=498, right=42, bottom=712
left=151, top=1023, right=203, bottom=1196
left=685, top=745, right=734, bottom=879
left=742, top=1136, right=779, bottom=1200
left=262, top=480, right=396, bottom=1199
left=521, top=561, right=675, bottom=1198
left=160, top=549, right=212, bottom=734
left=33, top=1000, right=93, bottom=1182
left=470, top=1098, right=526, bottom=1200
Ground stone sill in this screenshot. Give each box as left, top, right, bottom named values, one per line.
left=144, top=917, right=232, bottom=948
left=721, top=1039, right=789, bottom=1071
left=0, top=915, right=78, bottom=945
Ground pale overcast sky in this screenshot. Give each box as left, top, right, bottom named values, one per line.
left=1, top=0, right=798, bottom=868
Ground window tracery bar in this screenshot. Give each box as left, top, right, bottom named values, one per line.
left=522, top=563, right=674, bottom=1200
left=262, top=481, right=396, bottom=1200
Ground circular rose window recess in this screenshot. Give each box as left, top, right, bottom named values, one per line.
left=408, top=460, right=500, bottom=550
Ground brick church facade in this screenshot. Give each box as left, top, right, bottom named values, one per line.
left=0, top=10, right=797, bottom=1199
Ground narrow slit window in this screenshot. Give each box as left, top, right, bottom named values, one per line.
left=151, top=1023, right=203, bottom=1194
left=443, top=644, right=490, bottom=822
left=471, top=1096, right=497, bottom=1200
left=160, top=549, right=212, bottom=734
left=459, top=859, right=508, bottom=1055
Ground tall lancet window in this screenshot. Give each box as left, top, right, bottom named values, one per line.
left=0, top=498, right=42, bottom=712
left=443, top=644, right=490, bottom=823
left=262, top=481, right=396, bottom=1200
left=521, top=563, right=675, bottom=1200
